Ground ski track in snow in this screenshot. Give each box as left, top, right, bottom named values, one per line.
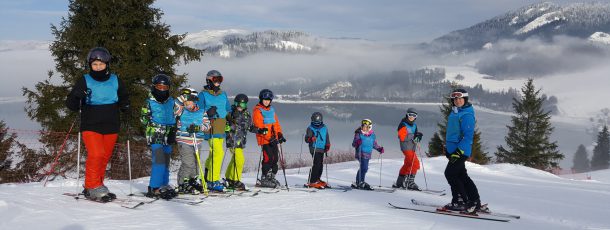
left=1, top=157, right=610, bottom=229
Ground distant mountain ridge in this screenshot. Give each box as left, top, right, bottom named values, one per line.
left=182, top=30, right=322, bottom=58
left=428, top=2, right=610, bottom=53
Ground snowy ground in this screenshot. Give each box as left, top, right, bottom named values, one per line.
left=1, top=157, right=609, bottom=230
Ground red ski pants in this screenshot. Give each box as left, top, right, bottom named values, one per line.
left=82, top=131, right=118, bottom=189
left=399, top=150, right=420, bottom=175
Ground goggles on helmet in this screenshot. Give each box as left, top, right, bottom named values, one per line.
left=450, top=91, right=468, bottom=99
left=260, top=91, right=274, bottom=100
left=361, top=119, right=372, bottom=126
left=235, top=101, right=247, bottom=109
left=209, top=76, right=223, bottom=83
left=407, top=113, right=418, bottom=118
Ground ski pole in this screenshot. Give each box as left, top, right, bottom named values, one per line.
left=44, top=118, right=77, bottom=187
left=193, top=132, right=208, bottom=195
left=127, top=122, right=133, bottom=196
left=255, top=147, right=263, bottom=185
left=416, top=143, right=429, bottom=190
left=75, top=104, right=82, bottom=194
left=379, top=153, right=382, bottom=188
left=325, top=151, right=329, bottom=187
left=297, top=132, right=304, bottom=175
left=279, top=142, right=289, bottom=191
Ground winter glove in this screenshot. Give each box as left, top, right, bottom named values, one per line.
left=378, top=147, right=384, bottom=154
left=449, top=149, right=464, bottom=163
left=257, top=128, right=268, bottom=135
left=206, top=106, right=217, bottom=118
left=73, top=89, right=89, bottom=100
left=308, top=136, right=317, bottom=143
left=278, top=132, right=286, bottom=144
left=225, top=124, right=231, bottom=132
left=414, top=132, right=423, bottom=142
left=324, top=144, right=330, bottom=153
left=166, top=126, right=177, bottom=144
left=187, top=124, right=200, bottom=133
left=120, top=104, right=130, bottom=113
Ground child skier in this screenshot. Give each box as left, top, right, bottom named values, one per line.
left=197, top=70, right=232, bottom=192
left=351, top=119, right=384, bottom=190
left=224, top=94, right=258, bottom=191
left=253, top=89, right=287, bottom=188
left=175, top=88, right=211, bottom=194
left=140, top=74, right=178, bottom=199
left=304, top=112, right=331, bottom=189
left=392, top=108, right=424, bottom=190
left=65, top=47, right=129, bottom=202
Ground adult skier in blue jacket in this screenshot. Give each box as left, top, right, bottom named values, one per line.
left=443, top=89, right=482, bottom=214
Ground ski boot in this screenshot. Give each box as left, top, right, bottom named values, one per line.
left=392, top=175, right=406, bottom=189
left=464, top=200, right=481, bottom=214
left=317, top=180, right=329, bottom=188
left=442, top=200, right=466, bottom=211
left=258, top=172, right=278, bottom=188
left=305, top=181, right=325, bottom=189
left=83, top=185, right=115, bottom=202
left=405, top=174, right=421, bottom=191
left=207, top=180, right=225, bottom=192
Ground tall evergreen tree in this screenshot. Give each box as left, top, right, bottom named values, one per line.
left=22, top=0, right=202, bottom=135
left=428, top=87, right=490, bottom=164
left=590, top=125, right=610, bottom=170
left=572, top=144, right=590, bottom=173
left=495, top=79, right=563, bottom=170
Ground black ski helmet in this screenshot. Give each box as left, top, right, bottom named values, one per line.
left=311, top=112, right=323, bottom=125
left=259, top=89, right=274, bottom=101
left=234, top=93, right=249, bottom=103
left=406, top=108, right=418, bottom=119
left=152, top=74, right=171, bottom=86
left=206, top=70, right=223, bottom=86
left=234, top=94, right=249, bottom=109
left=87, top=47, right=111, bottom=66
left=450, top=88, right=469, bottom=106
left=151, top=74, right=171, bottom=102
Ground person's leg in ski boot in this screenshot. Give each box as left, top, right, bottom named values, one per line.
left=393, top=174, right=407, bottom=189
left=269, top=142, right=281, bottom=187
left=310, top=151, right=324, bottom=188
left=205, top=137, right=226, bottom=192
left=358, top=158, right=371, bottom=190
left=406, top=174, right=421, bottom=191
left=463, top=169, right=481, bottom=214
left=225, top=147, right=246, bottom=190
left=82, top=131, right=118, bottom=201
left=177, top=143, right=199, bottom=194
left=444, top=157, right=469, bottom=211
left=149, top=144, right=170, bottom=195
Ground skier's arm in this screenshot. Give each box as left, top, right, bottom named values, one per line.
left=65, top=77, right=87, bottom=111
left=304, top=128, right=314, bottom=143
left=140, top=101, right=151, bottom=126
left=117, top=77, right=130, bottom=112
left=457, top=113, right=475, bottom=156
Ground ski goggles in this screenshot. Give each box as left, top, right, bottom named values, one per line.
left=450, top=91, right=468, bottom=99
left=361, top=119, right=372, bottom=126
left=180, top=89, right=198, bottom=101
left=208, top=76, right=223, bottom=83
left=235, top=102, right=248, bottom=109
left=88, top=50, right=111, bottom=63
left=407, top=113, right=417, bottom=118
left=154, top=84, right=170, bottom=91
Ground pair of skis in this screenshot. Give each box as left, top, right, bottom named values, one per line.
left=388, top=199, right=520, bottom=222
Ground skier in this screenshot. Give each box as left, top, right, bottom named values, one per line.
left=175, top=88, right=211, bottom=194
left=253, top=89, right=287, bottom=188
left=304, top=112, right=331, bottom=189
left=443, top=89, right=482, bottom=214
left=65, top=47, right=129, bottom=202
left=351, top=119, right=384, bottom=190
left=139, top=74, right=178, bottom=199
left=197, top=70, right=231, bottom=192
left=224, top=94, right=258, bottom=191
left=393, top=108, right=424, bottom=190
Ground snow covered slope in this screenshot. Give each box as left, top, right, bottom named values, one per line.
left=1, top=157, right=609, bottom=229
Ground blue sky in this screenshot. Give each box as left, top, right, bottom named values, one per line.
left=0, top=0, right=582, bottom=43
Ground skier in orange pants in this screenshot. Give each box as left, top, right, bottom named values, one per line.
left=393, top=108, right=423, bottom=190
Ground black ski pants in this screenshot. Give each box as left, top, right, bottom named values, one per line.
left=444, top=156, right=480, bottom=203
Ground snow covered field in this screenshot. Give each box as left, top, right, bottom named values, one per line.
left=1, top=157, right=609, bottom=230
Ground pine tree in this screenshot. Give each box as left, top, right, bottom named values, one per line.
left=572, top=144, right=590, bottom=173
left=495, top=79, right=564, bottom=170
left=19, top=0, right=202, bottom=180
left=0, top=121, right=17, bottom=173
left=427, top=87, right=490, bottom=164
left=22, top=0, right=202, bottom=135
left=590, top=125, right=610, bottom=170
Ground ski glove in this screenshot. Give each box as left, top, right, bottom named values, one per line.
left=308, top=136, right=317, bottom=143
left=354, top=139, right=362, bottom=147
left=187, top=124, right=200, bottom=133
left=257, top=128, right=268, bottom=135
left=278, top=132, right=286, bottom=144
left=206, top=106, right=217, bottom=118
left=324, top=144, right=330, bottom=153
left=378, top=147, right=384, bottom=154
left=449, top=149, right=464, bottom=163
left=414, top=132, right=423, bottom=142
left=224, top=124, right=231, bottom=132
